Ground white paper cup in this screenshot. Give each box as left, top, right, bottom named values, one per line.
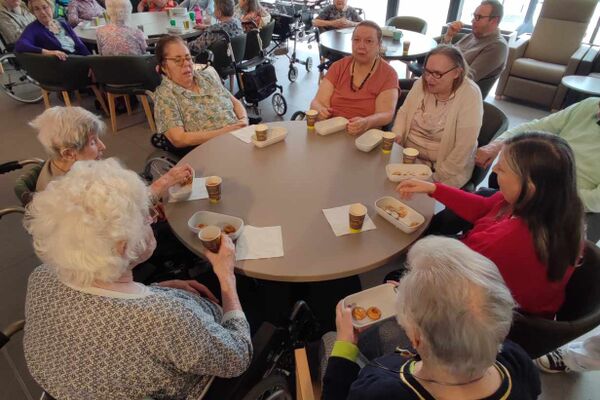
left=205, top=176, right=222, bottom=203
left=199, top=225, right=221, bottom=253
left=349, top=203, right=367, bottom=232
left=306, top=109, right=318, bottom=128
left=255, top=124, right=269, bottom=141
left=403, top=147, right=419, bottom=164
left=381, top=132, right=396, bottom=153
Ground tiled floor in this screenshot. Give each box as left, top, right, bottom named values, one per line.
left=1, top=41, right=598, bottom=399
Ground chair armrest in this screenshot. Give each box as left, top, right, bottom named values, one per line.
left=495, top=36, right=529, bottom=96
left=565, top=44, right=591, bottom=76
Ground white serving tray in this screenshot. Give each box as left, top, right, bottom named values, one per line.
left=168, top=169, right=195, bottom=201
left=315, top=116, right=348, bottom=136
left=374, top=196, right=425, bottom=234
left=251, top=126, right=287, bottom=148
left=355, top=129, right=384, bottom=152
left=344, top=283, right=398, bottom=328
left=187, top=211, right=244, bottom=240
left=385, top=163, right=433, bottom=182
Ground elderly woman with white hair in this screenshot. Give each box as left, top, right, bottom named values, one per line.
left=96, top=0, right=146, bottom=56
left=0, top=0, right=35, bottom=46
left=23, top=158, right=252, bottom=399
left=322, top=236, right=541, bottom=400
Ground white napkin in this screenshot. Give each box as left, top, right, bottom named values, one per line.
left=230, top=125, right=256, bottom=144
left=235, top=226, right=284, bottom=260
left=323, top=205, right=377, bottom=237
left=168, top=177, right=208, bottom=203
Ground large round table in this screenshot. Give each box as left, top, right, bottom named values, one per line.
left=165, top=121, right=435, bottom=282
left=319, top=28, right=437, bottom=61
left=74, top=11, right=202, bottom=44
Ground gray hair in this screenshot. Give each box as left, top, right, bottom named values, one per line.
left=24, top=158, right=152, bottom=287
left=215, top=0, right=234, bottom=17
left=396, top=236, right=515, bottom=378
left=480, top=0, right=503, bottom=22
left=105, top=0, right=132, bottom=26
left=27, top=0, right=54, bottom=12
left=30, top=106, right=105, bottom=158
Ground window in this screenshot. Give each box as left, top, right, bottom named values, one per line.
left=348, top=0, right=388, bottom=26
left=396, top=0, right=452, bottom=35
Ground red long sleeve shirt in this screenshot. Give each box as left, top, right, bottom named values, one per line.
left=431, top=183, right=573, bottom=317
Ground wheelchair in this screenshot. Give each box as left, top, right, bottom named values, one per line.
left=0, top=33, right=43, bottom=104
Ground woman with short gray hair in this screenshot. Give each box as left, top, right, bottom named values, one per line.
left=96, top=0, right=146, bottom=55
left=23, top=158, right=252, bottom=399
left=322, top=236, right=541, bottom=399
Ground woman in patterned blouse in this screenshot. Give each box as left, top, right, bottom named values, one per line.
left=23, top=158, right=253, bottom=400
left=96, top=0, right=145, bottom=55
left=154, top=35, right=248, bottom=153
left=66, top=0, right=104, bottom=27
left=189, top=0, right=242, bottom=54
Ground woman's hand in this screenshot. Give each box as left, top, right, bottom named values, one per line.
left=43, top=49, right=67, bottom=61
left=347, top=117, right=369, bottom=136
left=158, top=279, right=219, bottom=304
left=318, top=106, right=333, bottom=120
left=335, top=300, right=358, bottom=345
left=203, top=234, right=236, bottom=286
left=395, top=178, right=436, bottom=200
left=151, top=163, right=194, bottom=195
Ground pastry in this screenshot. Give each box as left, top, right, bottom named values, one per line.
left=352, top=306, right=367, bottom=321
left=367, top=306, right=381, bottom=320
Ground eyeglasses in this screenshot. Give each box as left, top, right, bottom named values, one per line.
left=423, top=65, right=458, bottom=79
left=472, top=13, right=497, bottom=21
left=164, top=55, right=193, bottom=67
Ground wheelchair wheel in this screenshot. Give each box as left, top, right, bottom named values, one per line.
left=241, top=373, right=292, bottom=400
left=0, top=54, right=43, bottom=104
left=272, top=93, right=287, bottom=116
left=141, top=150, right=180, bottom=183
left=290, top=111, right=306, bottom=121
left=287, top=65, right=298, bottom=82
left=305, top=57, right=313, bottom=72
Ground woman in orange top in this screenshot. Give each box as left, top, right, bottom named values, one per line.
left=137, top=0, right=175, bottom=12
left=310, top=20, right=398, bottom=136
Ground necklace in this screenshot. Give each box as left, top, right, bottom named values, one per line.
left=411, top=368, right=489, bottom=386
left=51, top=159, right=69, bottom=174
left=350, top=57, right=378, bottom=92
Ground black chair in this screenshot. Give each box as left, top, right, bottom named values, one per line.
left=462, top=102, right=508, bottom=192
left=385, top=16, right=428, bottom=34
left=198, top=33, right=247, bottom=91
left=15, top=53, right=107, bottom=113
left=508, top=241, right=600, bottom=358
left=259, top=20, right=276, bottom=52
left=88, top=55, right=161, bottom=133
left=243, top=28, right=262, bottom=62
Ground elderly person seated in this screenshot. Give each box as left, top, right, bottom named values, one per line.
left=180, top=0, right=214, bottom=16
left=322, top=236, right=541, bottom=400
left=234, top=0, right=270, bottom=31
left=310, top=21, right=398, bottom=136
left=312, top=0, right=362, bottom=32
left=137, top=0, right=176, bottom=13
left=23, top=158, right=252, bottom=399
left=189, top=0, right=242, bottom=55
left=154, top=35, right=248, bottom=154
left=66, top=0, right=104, bottom=27
left=15, top=0, right=90, bottom=58
left=0, top=0, right=35, bottom=47
left=96, top=0, right=145, bottom=55
left=392, top=45, right=482, bottom=188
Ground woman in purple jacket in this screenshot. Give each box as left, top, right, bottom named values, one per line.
left=15, top=0, right=90, bottom=59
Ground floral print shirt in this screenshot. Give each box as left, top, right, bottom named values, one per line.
left=66, top=0, right=104, bottom=27
left=154, top=69, right=238, bottom=135
left=96, top=23, right=146, bottom=55
left=189, top=17, right=243, bottom=54
left=316, top=5, right=362, bottom=31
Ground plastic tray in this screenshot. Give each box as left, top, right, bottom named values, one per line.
left=187, top=211, right=244, bottom=240
left=385, top=163, right=432, bottom=182
left=343, top=283, right=398, bottom=328
left=168, top=169, right=195, bottom=201
left=355, top=129, right=384, bottom=152
left=251, top=126, right=287, bottom=148
left=374, top=196, right=425, bottom=234
left=315, top=117, right=348, bottom=136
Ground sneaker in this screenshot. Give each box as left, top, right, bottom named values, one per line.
left=535, top=349, right=570, bottom=373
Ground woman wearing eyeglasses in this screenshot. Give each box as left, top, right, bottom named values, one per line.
left=153, top=35, right=248, bottom=155
left=393, top=45, right=483, bottom=188
left=310, top=20, right=398, bottom=136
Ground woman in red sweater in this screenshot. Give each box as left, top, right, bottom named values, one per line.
left=396, top=132, right=584, bottom=317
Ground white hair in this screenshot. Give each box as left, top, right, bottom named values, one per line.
left=105, top=0, right=132, bottom=26
left=396, top=236, right=515, bottom=378
left=24, top=158, right=152, bottom=287
left=30, top=106, right=105, bottom=159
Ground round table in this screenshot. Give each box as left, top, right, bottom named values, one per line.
left=319, top=28, right=437, bottom=61
left=561, top=74, right=600, bottom=96
left=165, top=121, right=435, bottom=283
left=74, top=12, right=202, bottom=44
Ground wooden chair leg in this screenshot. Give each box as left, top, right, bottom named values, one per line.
left=42, top=90, right=51, bottom=109
left=62, top=91, right=72, bottom=106
left=107, top=92, right=117, bottom=133
left=295, top=348, right=315, bottom=400
left=0, top=62, right=4, bottom=75
left=123, top=94, right=132, bottom=115
left=139, top=95, right=156, bottom=133
left=90, top=85, right=109, bottom=116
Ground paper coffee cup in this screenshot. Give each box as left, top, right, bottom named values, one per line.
left=255, top=124, right=269, bottom=141
left=381, top=132, right=396, bottom=153
left=205, top=176, right=222, bottom=203
left=94, top=16, right=100, bottom=26
left=403, top=147, right=419, bottom=164
left=199, top=225, right=221, bottom=253
left=402, top=39, right=411, bottom=55
left=183, top=19, right=190, bottom=29
left=306, top=109, right=318, bottom=129
left=349, top=203, right=367, bottom=232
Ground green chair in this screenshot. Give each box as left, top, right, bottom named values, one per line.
left=385, top=16, right=428, bottom=34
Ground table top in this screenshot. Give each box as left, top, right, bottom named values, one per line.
left=319, top=28, right=437, bottom=61
left=561, top=75, right=600, bottom=96
left=74, top=12, right=201, bottom=44
left=164, top=121, right=435, bottom=283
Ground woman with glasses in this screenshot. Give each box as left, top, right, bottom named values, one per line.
left=153, top=35, right=248, bottom=155
left=322, top=236, right=541, bottom=400
left=310, top=20, right=398, bottom=136
left=393, top=45, right=483, bottom=188
left=23, top=158, right=252, bottom=399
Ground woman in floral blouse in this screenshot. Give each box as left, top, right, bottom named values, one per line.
left=67, top=0, right=104, bottom=27
left=96, top=0, right=145, bottom=55
left=153, top=35, right=248, bottom=154
left=189, top=0, right=242, bottom=54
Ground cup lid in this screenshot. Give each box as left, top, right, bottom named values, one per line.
left=403, top=147, right=419, bottom=156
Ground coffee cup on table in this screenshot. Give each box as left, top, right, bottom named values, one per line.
left=403, top=147, right=419, bottom=164
left=255, top=124, right=269, bottom=141
left=381, top=132, right=396, bottom=153
left=306, top=109, right=318, bottom=129
left=205, top=176, right=222, bottom=203
left=349, top=203, right=367, bottom=232
left=199, top=225, right=221, bottom=253
left=402, top=39, right=411, bottom=56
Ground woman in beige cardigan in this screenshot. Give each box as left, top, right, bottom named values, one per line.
left=393, top=45, right=483, bottom=188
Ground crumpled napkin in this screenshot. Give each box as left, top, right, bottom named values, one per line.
left=235, top=226, right=284, bottom=260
